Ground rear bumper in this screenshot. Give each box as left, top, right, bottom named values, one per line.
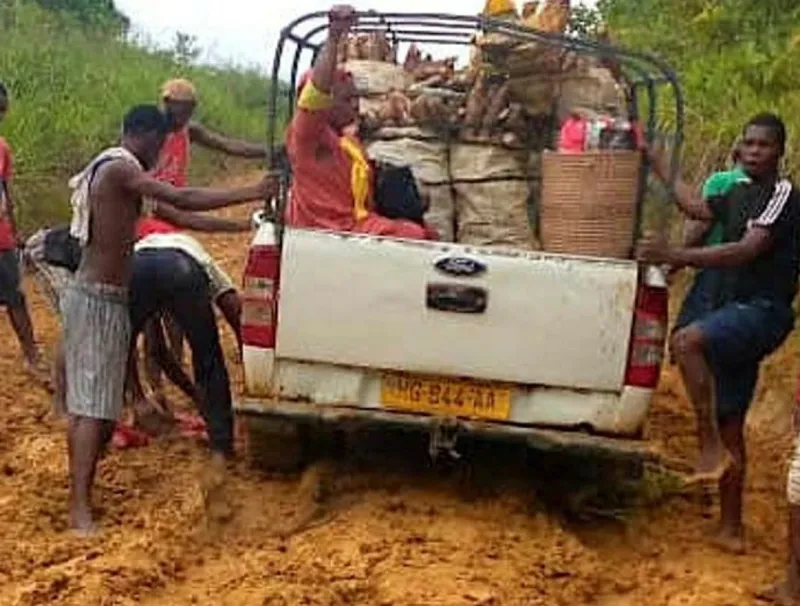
left=234, top=398, right=658, bottom=463
left=243, top=354, right=654, bottom=437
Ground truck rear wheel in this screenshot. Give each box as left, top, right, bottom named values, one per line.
left=242, top=415, right=309, bottom=473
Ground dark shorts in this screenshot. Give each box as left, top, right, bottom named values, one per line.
left=0, top=249, right=23, bottom=308
left=675, top=269, right=722, bottom=331
left=687, top=299, right=794, bottom=422
left=130, top=248, right=211, bottom=332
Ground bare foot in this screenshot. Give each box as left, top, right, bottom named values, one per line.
left=710, top=526, right=745, bottom=555
left=685, top=447, right=734, bottom=487
left=151, top=391, right=172, bottom=417
left=201, top=454, right=234, bottom=524
left=69, top=506, right=97, bottom=536
left=756, top=582, right=800, bottom=605
left=132, top=402, right=175, bottom=437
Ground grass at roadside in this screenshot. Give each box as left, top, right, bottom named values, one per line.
left=0, top=1, right=285, bottom=231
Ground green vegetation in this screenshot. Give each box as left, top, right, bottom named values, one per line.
left=596, top=0, right=800, bottom=181
left=4, top=0, right=797, bottom=230
left=0, top=0, right=278, bottom=230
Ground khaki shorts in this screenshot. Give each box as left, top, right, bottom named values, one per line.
left=135, top=232, right=235, bottom=300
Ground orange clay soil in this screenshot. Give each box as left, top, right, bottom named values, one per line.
left=0, top=184, right=796, bottom=606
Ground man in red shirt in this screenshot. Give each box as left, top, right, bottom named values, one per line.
left=285, top=5, right=437, bottom=240
left=137, top=78, right=267, bottom=403
left=0, top=83, right=46, bottom=384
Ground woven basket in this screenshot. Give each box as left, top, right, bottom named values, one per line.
left=540, top=151, right=641, bottom=259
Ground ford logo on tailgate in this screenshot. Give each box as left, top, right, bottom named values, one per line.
left=434, top=256, right=486, bottom=278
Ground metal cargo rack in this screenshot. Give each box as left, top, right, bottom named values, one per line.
left=266, top=10, right=684, bottom=238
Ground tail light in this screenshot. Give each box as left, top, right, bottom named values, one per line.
left=241, top=223, right=280, bottom=349
left=624, top=267, right=668, bottom=388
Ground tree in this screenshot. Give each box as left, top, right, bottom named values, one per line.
left=568, top=3, right=602, bottom=38
left=596, top=0, right=800, bottom=172
left=173, top=32, right=201, bottom=66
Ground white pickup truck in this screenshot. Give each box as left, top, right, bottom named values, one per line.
left=236, top=11, right=682, bottom=470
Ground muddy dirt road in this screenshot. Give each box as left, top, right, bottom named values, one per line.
left=0, top=194, right=798, bottom=605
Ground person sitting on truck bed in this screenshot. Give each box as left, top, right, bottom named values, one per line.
left=285, top=5, right=437, bottom=240
left=639, top=113, right=799, bottom=554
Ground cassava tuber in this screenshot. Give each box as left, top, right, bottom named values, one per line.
left=480, top=82, right=510, bottom=136
left=462, top=72, right=489, bottom=138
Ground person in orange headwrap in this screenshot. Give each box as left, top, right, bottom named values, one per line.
left=135, top=77, right=268, bottom=409
left=285, top=5, right=437, bottom=240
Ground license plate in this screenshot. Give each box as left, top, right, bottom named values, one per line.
left=380, top=372, right=512, bottom=421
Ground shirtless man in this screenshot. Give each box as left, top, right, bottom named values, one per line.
left=63, top=104, right=274, bottom=533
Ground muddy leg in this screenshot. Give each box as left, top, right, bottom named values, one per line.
left=53, top=338, right=66, bottom=417
left=67, top=415, right=113, bottom=533
left=7, top=298, right=37, bottom=365
left=8, top=299, right=49, bottom=389
left=143, top=317, right=169, bottom=408
left=164, top=312, right=184, bottom=363
left=671, top=325, right=729, bottom=482
left=765, top=502, right=800, bottom=605
left=759, top=436, right=800, bottom=604
left=713, top=416, right=746, bottom=554
left=785, top=506, right=800, bottom=599
left=757, top=508, right=800, bottom=604
left=216, top=290, right=242, bottom=356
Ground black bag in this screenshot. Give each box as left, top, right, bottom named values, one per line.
left=374, top=162, right=426, bottom=226
left=43, top=226, right=82, bottom=273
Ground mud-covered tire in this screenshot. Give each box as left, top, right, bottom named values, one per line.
left=242, top=415, right=309, bottom=473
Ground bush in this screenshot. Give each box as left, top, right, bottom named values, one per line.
left=598, top=0, right=800, bottom=178
left=0, top=1, right=283, bottom=230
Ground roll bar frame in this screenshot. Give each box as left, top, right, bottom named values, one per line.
left=265, top=11, right=684, bottom=243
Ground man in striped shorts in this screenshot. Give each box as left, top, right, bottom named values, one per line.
left=641, top=113, right=800, bottom=554
left=62, top=104, right=274, bottom=533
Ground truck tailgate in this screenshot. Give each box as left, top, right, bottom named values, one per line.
left=275, top=228, right=638, bottom=393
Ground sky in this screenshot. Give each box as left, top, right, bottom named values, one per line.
left=115, top=0, right=596, bottom=71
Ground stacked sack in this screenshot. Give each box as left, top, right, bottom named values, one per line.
left=339, top=0, right=627, bottom=252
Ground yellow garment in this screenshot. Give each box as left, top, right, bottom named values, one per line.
left=484, top=0, right=517, bottom=17
left=298, top=80, right=333, bottom=112
left=161, top=78, right=197, bottom=102
left=296, top=79, right=367, bottom=221
left=339, top=136, right=370, bottom=222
